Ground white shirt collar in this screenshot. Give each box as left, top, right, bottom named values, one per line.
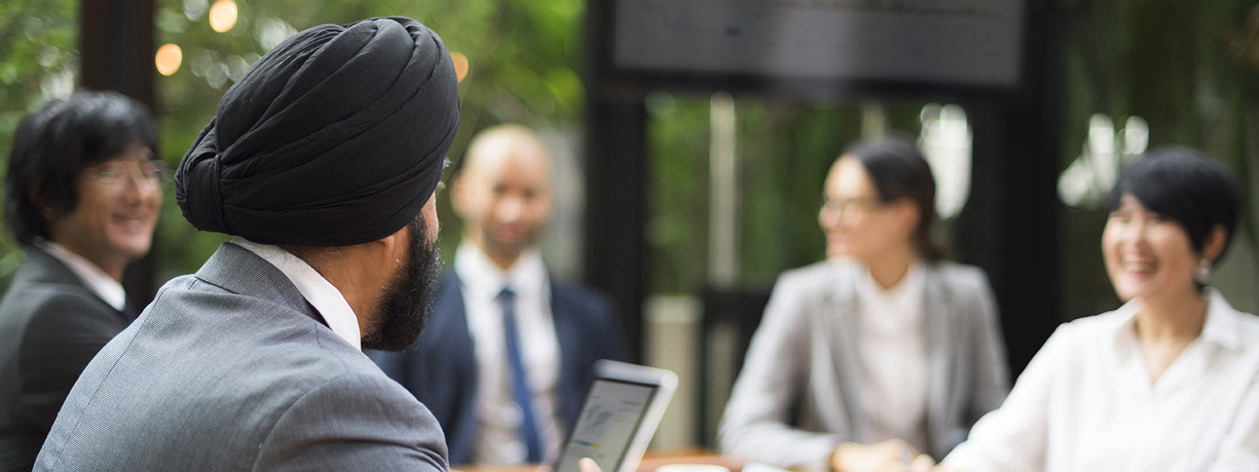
left=230, top=238, right=362, bottom=350
left=454, top=240, right=548, bottom=301
left=855, top=260, right=924, bottom=303
left=38, top=240, right=127, bottom=312
left=853, top=259, right=925, bottom=327
left=1110, top=288, right=1242, bottom=355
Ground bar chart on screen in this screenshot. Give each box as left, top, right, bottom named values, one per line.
left=561, top=380, right=657, bottom=468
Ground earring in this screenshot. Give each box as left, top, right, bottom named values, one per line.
left=1195, top=258, right=1213, bottom=284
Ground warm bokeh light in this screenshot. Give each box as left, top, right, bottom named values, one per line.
left=155, top=43, right=183, bottom=76
left=208, top=0, right=238, bottom=33
left=450, top=51, right=469, bottom=83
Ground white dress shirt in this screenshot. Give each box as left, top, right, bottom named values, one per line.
left=231, top=238, right=362, bottom=350
left=943, top=290, right=1259, bottom=472
left=455, top=242, right=563, bottom=464
left=853, top=261, right=929, bottom=453
left=40, top=240, right=127, bottom=312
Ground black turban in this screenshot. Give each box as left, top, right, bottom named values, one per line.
left=175, top=17, right=459, bottom=246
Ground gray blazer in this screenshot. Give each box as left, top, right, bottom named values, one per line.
left=34, top=243, right=448, bottom=471
left=718, top=260, right=1010, bottom=471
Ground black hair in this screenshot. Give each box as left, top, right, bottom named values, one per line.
left=843, top=136, right=946, bottom=261
left=4, top=90, right=157, bottom=246
left=1105, top=146, right=1242, bottom=262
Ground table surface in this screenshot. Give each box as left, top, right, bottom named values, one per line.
left=451, top=449, right=747, bottom=472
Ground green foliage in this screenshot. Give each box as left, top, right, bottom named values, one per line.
left=1058, top=0, right=1259, bottom=318
left=148, top=0, right=590, bottom=278
left=0, top=0, right=591, bottom=289
left=0, top=0, right=77, bottom=286
left=5, top=0, right=1256, bottom=316
left=644, top=93, right=921, bottom=294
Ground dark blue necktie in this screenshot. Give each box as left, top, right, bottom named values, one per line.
left=499, top=287, right=543, bottom=462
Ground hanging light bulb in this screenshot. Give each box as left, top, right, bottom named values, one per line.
left=208, top=0, right=237, bottom=33
left=155, top=43, right=183, bottom=76
left=449, top=51, right=470, bottom=83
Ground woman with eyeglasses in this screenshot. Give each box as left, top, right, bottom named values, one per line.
left=0, top=91, right=163, bottom=471
left=719, top=137, right=1010, bottom=472
left=937, top=147, right=1259, bottom=472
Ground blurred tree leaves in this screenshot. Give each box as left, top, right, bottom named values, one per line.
left=0, top=0, right=77, bottom=283
left=146, top=0, right=592, bottom=279
left=1058, top=0, right=1259, bottom=317
left=3, top=0, right=1258, bottom=314
left=0, top=0, right=591, bottom=289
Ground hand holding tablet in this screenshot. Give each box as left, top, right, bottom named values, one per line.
left=553, top=360, right=678, bottom=472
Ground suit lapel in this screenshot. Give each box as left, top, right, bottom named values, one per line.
left=427, top=273, right=471, bottom=352
left=820, top=261, right=867, bottom=440
left=921, top=264, right=953, bottom=448
left=549, top=281, right=581, bottom=425
left=23, top=247, right=135, bottom=324
left=437, top=273, right=480, bottom=464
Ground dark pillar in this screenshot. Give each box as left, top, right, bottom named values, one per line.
left=584, top=0, right=649, bottom=363
left=80, top=0, right=159, bottom=306
left=583, top=97, right=648, bottom=363
left=956, top=0, right=1065, bottom=376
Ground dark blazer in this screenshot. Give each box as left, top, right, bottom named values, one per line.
left=373, top=271, right=627, bottom=464
left=34, top=243, right=448, bottom=471
left=0, top=247, right=135, bottom=472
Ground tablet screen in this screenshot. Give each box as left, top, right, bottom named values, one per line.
left=554, top=378, right=658, bottom=472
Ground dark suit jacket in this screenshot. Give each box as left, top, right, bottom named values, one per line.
left=0, top=247, right=135, bottom=472
left=34, top=243, right=448, bottom=471
left=373, top=272, right=627, bottom=464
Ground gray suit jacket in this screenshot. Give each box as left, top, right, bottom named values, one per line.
left=34, top=243, right=448, bottom=471
left=718, top=260, right=1010, bottom=471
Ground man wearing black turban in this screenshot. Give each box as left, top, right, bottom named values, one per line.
left=34, top=17, right=460, bottom=471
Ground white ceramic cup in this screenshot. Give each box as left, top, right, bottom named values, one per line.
left=654, top=464, right=732, bottom=472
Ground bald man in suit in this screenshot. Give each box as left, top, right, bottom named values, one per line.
left=374, top=124, right=627, bottom=465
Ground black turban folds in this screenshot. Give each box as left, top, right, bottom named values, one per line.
left=175, top=17, right=459, bottom=246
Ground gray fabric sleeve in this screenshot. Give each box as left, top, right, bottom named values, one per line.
left=718, top=274, right=842, bottom=471
left=256, top=371, right=449, bottom=472
left=965, top=269, right=1012, bottom=425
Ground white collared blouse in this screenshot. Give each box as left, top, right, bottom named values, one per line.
left=944, top=290, right=1259, bottom=472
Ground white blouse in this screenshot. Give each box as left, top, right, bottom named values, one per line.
left=853, top=261, right=928, bottom=453
left=943, top=290, right=1259, bottom=472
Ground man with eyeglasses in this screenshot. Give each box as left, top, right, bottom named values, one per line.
left=0, top=90, right=163, bottom=471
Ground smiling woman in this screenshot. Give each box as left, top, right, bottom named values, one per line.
left=941, top=147, right=1259, bottom=472
left=0, top=91, right=160, bottom=471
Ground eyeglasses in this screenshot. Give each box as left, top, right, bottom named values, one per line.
left=83, top=161, right=171, bottom=191
left=819, top=197, right=888, bottom=217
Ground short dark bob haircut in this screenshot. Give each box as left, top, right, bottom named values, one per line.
left=844, top=136, right=946, bottom=261
left=4, top=90, right=158, bottom=246
left=1105, top=146, right=1242, bottom=262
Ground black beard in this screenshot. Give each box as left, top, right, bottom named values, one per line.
left=361, top=216, right=441, bottom=351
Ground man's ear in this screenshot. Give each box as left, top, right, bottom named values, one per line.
left=449, top=172, right=470, bottom=218
left=27, top=181, right=56, bottom=220
left=377, top=222, right=411, bottom=265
